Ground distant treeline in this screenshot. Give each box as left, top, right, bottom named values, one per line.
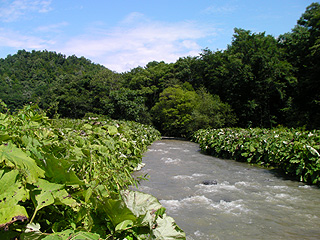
left=0, top=3, right=319, bottom=136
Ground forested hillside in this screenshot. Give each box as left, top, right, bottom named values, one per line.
left=0, top=2, right=319, bottom=136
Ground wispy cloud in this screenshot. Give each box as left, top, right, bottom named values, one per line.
left=59, top=13, right=215, bottom=72
left=0, top=10, right=216, bottom=72
left=35, top=22, right=69, bottom=32
left=0, top=28, right=53, bottom=49
left=202, top=4, right=236, bottom=14
left=0, top=0, right=52, bottom=22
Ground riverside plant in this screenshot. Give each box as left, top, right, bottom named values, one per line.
left=0, top=101, right=186, bottom=239
left=192, top=127, right=320, bottom=185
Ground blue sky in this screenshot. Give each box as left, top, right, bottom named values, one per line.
left=0, top=0, right=315, bottom=72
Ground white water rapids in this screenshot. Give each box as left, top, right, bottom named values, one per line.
left=134, top=139, right=320, bottom=240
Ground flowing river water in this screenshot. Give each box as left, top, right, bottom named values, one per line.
left=134, top=139, right=320, bottom=240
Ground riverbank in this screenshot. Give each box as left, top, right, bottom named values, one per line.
left=135, top=139, right=320, bottom=240
left=192, top=128, right=320, bottom=186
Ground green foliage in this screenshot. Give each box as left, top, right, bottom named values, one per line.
left=151, top=85, right=197, bottom=137
left=200, top=29, right=296, bottom=128
left=152, top=85, right=236, bottom=137
left=0, top=50, right=106, bottom=115
left=0, top=102, right=185, bottom=239
left=173, top=56, right=204, bottom=89
left=278, top=2, right=320, bottom=129
left=108, top=88, right=151, bottom=124
left=193, top=127, right=320, bottom=185
left=191, top=88, right=237, bottom=130
left=122, top=61, right=177, bottom=109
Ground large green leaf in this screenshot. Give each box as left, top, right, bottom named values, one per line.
left=0, top=205, right=28, bottom=229
left=30, top=179, right=78, bottom=222
left=121, top=190, right=186, bottom=239
left=31, top=179, right=63, bottom=213
left=0, top=169, right=29, bottom=228
left=0, top=170, right=29, bottom=207
left=21, top=229, right=101, bottom=240
left=101, top=197, right=137, bottom=228
left=152, top=215, right=186, bottom=240
left=42, top=154, right=83, bottom=186
left=107, top=125, right=118, bottom=135
left=0, top=143, right=45, bottom=183
left=121, top=190, right=162, bottom=226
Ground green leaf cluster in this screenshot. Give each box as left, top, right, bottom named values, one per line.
left=193, top=127, right=320, bottom=185
left=0, top=102, right=185, bottom=239
left=151, top=85, right=236, bottom=137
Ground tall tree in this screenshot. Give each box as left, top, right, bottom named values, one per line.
left=109, top=88, right=151, bottom=124
left=151, top=84, right=236, bottom=137
left=279, top=2, right=320, bottom=128
left=201, top=29, right=296, bottom=128
left=151, top=85, right=198, bottom=137
left=173, top=56, right=204, bottom=89
left=122, top=61, right=176, bottom=109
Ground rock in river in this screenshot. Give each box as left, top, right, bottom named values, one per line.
left=202, top=180, right=218, bottom=185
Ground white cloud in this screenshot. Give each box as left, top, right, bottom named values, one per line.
left=0, top=11, right=216, bottom=72
left=0, top=0, right=52, bottom=22
left=0, top=28, right=53, bottom=49
left=59, top=13, right=215, bottom=72
left=120, top=12, right=146, bottom=25
left=202, top=4, right=236, bottom=14
left=35, top=22, right=69, bottom=32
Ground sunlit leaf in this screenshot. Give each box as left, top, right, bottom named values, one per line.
left=0, top=205, right=28, bottom=228
left=0, top=169, right=29, bottom=209
left=121, top=190, right=186, bottom=239
left=0, top=143, right=45, bottom=183
left=115, top=219, right=134, bottom=231
left=107, top=125, right=118, bottom=135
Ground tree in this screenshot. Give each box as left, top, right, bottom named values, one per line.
left=109, top=88, right=151, bottom=124
left=191, top=88, right=237, bottom=130
left=151, top=85, right=236, bottom=137
left=173, top=56, right=204, bottom=89
left=88, top=68, right=123, bottom=116
left=279, top=2, right=320, bottom=128
left=151, top=85, right=197, bottom=137
left=122, top=61, right=176, bottom=109
left=201, top=29, right=296, bottom=128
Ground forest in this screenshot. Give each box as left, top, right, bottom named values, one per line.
left=0, top=2, right=319, bottom=137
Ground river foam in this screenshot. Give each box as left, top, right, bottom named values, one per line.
left=162, top=157, right=181, bottom=164
left=209, top=199, right=250, bottom=215
left=196, top=181, right=239, bottom=193
left=160, top=195, right=213, bottom=211
left=173, top=175, right=194, bottom=180
left=173, top=173, right=207, bottom=180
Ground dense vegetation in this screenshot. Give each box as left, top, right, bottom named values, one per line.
left=0, top=101, right=186, bottom=239
left=0, top=3, right=319, bottom=137
left=192, top=128, right=320, bottom=185
left=0, top=2, right=319, bottom=238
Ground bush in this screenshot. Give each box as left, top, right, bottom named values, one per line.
left=192, top=127, right=320, bottom=185
left=151, top=85, right=236, bottom=137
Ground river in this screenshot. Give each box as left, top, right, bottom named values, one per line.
left=134, top=139, right=320, bottom=240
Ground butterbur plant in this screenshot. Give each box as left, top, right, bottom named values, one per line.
left=0, top=102, right=185, bottom=239
left=193, top=127, right=320, bottom=185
